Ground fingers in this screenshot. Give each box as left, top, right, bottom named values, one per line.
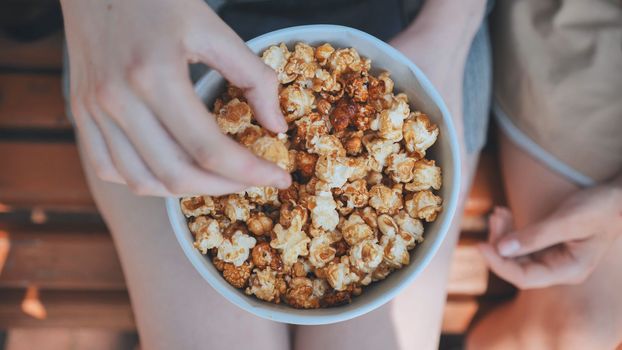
left=129, top=71, right=291, bottom=189
left=87, top=104, right=172, bottom=196
left=71, top=100, right=124, bottom=183
left=185, top=9, right=287, bottom=133
left=97, top=89, right=251, bottom=196
left=495, top=215, right=580, bottom=258
left=488, top=206, right=513, bottom=244
left=478, top=243, right=596, bottom=289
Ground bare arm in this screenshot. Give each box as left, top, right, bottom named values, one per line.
left=391, top=0, right=488, bottom=125
left=61, top=0, right=291, bottom=197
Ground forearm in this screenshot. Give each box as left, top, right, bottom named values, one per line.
left=396, top=1, right=487, bottom=49
left=391, top=0, right=487, bottom=74
left=390, top=0, right=488, bottom=142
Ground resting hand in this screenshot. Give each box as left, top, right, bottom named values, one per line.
left=61, top=0, right=291, bottom=196
left=479, top=185, right=622, bottom=289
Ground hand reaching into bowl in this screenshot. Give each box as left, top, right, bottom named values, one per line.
left=61, top=0, right=292, bottom=197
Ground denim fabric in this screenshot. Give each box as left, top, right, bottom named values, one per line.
left=462, top=22, right=492, bottom=153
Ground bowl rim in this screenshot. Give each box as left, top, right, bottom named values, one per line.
left=166, top=24, right=461, bottom=325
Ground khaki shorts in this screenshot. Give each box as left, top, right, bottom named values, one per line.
left=492, top=0, right=622, bottom=186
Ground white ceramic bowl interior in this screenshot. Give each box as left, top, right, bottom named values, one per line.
left=166, top=24, right=461, bottom=325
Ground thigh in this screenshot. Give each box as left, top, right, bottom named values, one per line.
left=77, top=143, right=290, bottom=350
left=498, top=132, right=579, bottom=228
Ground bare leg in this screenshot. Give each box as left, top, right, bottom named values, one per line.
left=467, top=133, right=622, bottom=349
left=295, top=152, right=480, bottom=350
left=78, top=143, right=290, bottom=350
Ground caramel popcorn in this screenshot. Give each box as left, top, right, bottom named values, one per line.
left=315, top=155, right=352, bottom=188
left=246, top=212, right=273, bottom=236
left=380, top=231, right=410, bottom=268
left=189, top=216, right=224, bottom=254
left=403, top=113, right=439, bottom=157
left=236, top=124, right=264, bottom=148
left=315, top=43, right=335, bottom=66
left=243, top=186, right=280, bottom=206
left=216, top=98, right=252, bottom=135
left=261, top=42, right=295, bottom=84
left=328, top=48, right=369, bottom=75
left=293, top=151, right=318, bottom=178
left=368, top=184, right=403, bottom=215
left=285, top=43, right=318, bottom=81
left=250, top=136, right=291, bottom=170
left=363, top=136, right=400, bottom=172
left=223, top=195, right=252, bottom=223
left=349, top=239, right=383, bottom=273
left=285, top=277, right=322, bottom=309
left=308, top=134, right=346, bottom=157
left=279, top=84, right=315, bottom=122
left=343, top=130, right=363, bottom=155
left=222, top=261, right=252, bottom=288
left=251, top=242, right=282, bottom=271
left=378, top=97, right=409, bottom=141
left=347, top=156, right=369, bottom=181
left=386, top=152, right=416, bottom=183
left=246, top=267, right=287, bottom=303
left=341, top=213, right=374, bottom=245
left=217, top=230, right=257, bottom=267
left=326, top=256, right=360, bottom=291
left=341, top=179, right=369, bottom=208
left=308, top=231, right=338, bottom=268
left=405, top=190, right=443, bottom=222
left=181, top=196, right=215, bottom=217
left=182, top=43, right=443, bottom=309
left=308, top=190, right=339, bottom=231
left=406, top=159, right=442, bottom=192
left=371, top=261, right=393, bottom=282
left=394, top=211, right=424, bottom=248
left=270, top=209, right=311, bottom=266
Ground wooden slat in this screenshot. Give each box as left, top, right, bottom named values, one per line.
left=0, top=31, right=63, bottom=70
left=0, top=222, right=488, bottom=296
left=0, top=289, right=134, bottom=330
left=447, top=238, right=489, bottom=296
left=0, top=142, right=96, bottom=212
left=0, top=224, right=125, bottom=290
left=464, top=152, right=503, bottom=217
left=4, top=328, right=136, bottom=350
left=441, top=297, right=479, bottom=334
left=0, top=73, right=69, bottom=130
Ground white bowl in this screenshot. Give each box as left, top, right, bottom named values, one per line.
left=166, top=24, right=461, bottom=325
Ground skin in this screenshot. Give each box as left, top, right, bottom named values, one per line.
left=467, top=133, right=622, bottom=349
left=61, top=0, right=487, bottom=349
left=61, top=0, right=291, bottom=197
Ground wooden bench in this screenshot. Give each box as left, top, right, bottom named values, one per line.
left=0, top=30, right=514, bottom=336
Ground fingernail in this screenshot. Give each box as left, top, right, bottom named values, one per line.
left=277, top=119, right=288, bottom=132
left=277, top=173, right=291, bottom=188
left=497, top=239, right=520, bottom=257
